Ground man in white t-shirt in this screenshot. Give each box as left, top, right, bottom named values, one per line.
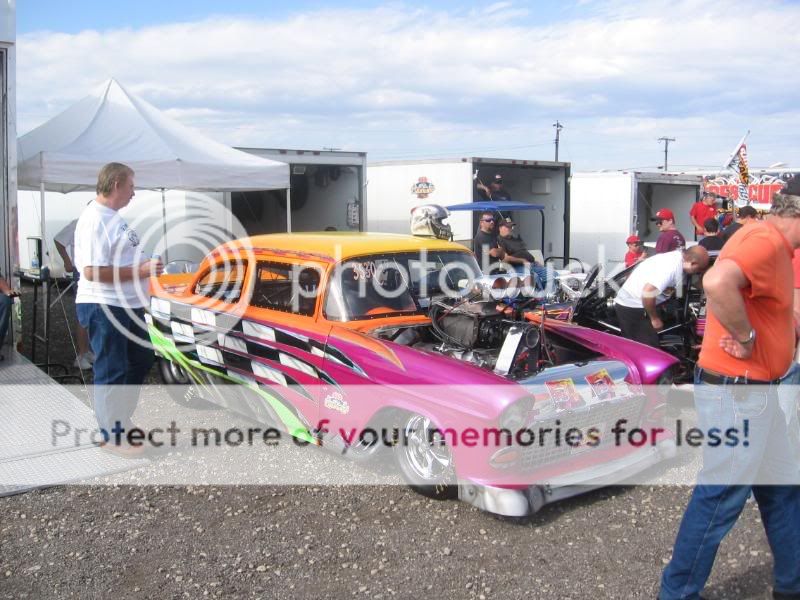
left=54, top=218, right=92, bottom=369
left=74, top=162, right=163, bottom=454
left=613, top=246, right=709, bottom=347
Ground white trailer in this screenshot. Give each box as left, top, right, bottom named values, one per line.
left=0, top=3, right=16, bottom=280
left=234, top=147, right=366, bottom=234
left=367, top=158, right=571, bottom=264
left=570, top=171, right=704, bottom=270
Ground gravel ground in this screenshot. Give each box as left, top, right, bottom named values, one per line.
left=1, top=281, right=780, bottom=599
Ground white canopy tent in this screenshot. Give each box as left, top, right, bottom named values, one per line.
left=17, top=78, right=292, bottom=265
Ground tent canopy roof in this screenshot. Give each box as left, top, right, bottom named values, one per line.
left=18, top=79, right=289, bottom=193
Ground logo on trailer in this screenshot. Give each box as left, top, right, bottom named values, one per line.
left=411, top=177, right=436, bottom=199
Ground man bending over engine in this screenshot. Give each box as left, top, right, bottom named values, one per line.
left=613, top=246, right=710, bottom=347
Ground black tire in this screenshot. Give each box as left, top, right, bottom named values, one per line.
left=394, top=413, right=457, bottom=500
left=157, top=357, right=217, bottom=410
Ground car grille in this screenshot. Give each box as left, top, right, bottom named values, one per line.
left=518, top=395, right=646, bottom=472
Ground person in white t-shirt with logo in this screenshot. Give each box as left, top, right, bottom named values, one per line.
left=54, top=217, right=93, bottom=369
left=74, top=162, right=163, bottom=455
left=613, top=246, right=709, bottom=347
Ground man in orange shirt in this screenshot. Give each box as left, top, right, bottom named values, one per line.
left=689, top=192, right=718, bottom=239
left=660, top=178, right=800, bottom=600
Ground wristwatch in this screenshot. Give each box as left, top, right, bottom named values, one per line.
left=737, top=328, right=756, bottom=345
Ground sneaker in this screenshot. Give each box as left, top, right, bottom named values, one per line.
left=74, top=354, right=93, bottom=370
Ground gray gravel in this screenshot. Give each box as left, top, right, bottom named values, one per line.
left=0, top=483, right=776, bottom=599
left=2, top=282, right=779, bottom=599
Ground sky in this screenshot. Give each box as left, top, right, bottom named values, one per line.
left=15, top=0, right=800, bottom=171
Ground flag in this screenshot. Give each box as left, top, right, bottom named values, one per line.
left=724, top=133, right=750, bottom=204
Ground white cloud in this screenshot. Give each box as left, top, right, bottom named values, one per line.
left=16, top=1, right=800, bottom=169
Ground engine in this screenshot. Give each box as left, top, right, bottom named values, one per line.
left=375, top=297, right=544, bottom=377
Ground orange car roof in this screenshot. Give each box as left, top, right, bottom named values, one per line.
left=222, top=232, right=470, bottom=262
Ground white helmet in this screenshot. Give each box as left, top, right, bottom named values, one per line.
left=410, top=204, right=453, bottom=240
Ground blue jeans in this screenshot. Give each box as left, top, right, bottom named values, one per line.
left=0, top=293, right=11, bottom=352
left=510, top=264, right=551, bottom=291
left=76, top=303, right=154, bottom=433
left=659, top=369, right=800, bottom=599
left=778, top=362, right=800, bottom=454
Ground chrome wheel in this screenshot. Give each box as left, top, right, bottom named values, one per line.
left=395, top=414, right=456, bottom=499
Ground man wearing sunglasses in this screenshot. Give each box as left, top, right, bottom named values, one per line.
left=473, top=211, right=505, bottom=267
left=652, top=208, right=686, bottom=254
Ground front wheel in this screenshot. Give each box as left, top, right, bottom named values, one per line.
left=394, top=413, right=457, bottom=499
left=157, top=357, right=216, bottom=410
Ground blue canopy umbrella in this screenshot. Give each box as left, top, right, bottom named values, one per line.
left=445, top=201, right=545, bottom=212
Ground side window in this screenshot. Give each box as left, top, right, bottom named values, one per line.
left=251, top=262, right=321, bottom=317
left=194, top=260, right=248, bottom=304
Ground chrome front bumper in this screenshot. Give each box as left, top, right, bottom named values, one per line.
left=458, top=440, right=675, bottom=517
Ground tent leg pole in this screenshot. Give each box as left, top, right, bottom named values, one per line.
left=161, top=188, right=169, bottom=263
left=40, top=182, right=46, bottom=268
left=286, top=188, right=292, bottom=233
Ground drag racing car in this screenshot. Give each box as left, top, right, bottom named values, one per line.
left=147, top=233, right=679, bottom=517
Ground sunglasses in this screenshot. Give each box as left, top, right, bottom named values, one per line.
left=655, top=220, right=664, bottom=225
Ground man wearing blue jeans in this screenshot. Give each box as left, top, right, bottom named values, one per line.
left=659, top=182, right=800, bottom=600
left=0, top=273, right=19, bottom=361
left=73, top=162, right=163, bottom=455
left=496, top=217, right=551, bottom=293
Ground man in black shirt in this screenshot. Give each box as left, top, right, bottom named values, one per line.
left=721, top=204, right=759, bottom=244
left=496, top=217, right=550, bottom=289
left=477, top=174, right=512, bottom=201
left=472, top=211, right=505, bottom=268
left=497, top=218, right=539, bottom=265
left=698, top=218, right=724, bottom=251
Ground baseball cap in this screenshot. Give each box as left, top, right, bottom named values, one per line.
left=650, top=208, right=675, bottom=222
left=498, top=217, right=515, bottom=227
left=626, top=235, right=641, bottom=244
left=492, top=174, right=504, bottom=184
left=781, top=175, right=800, bottom=197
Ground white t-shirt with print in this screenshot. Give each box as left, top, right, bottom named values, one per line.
left=614, top=250, right=685, bottom=309
left=74, top=200, right=145, bottom=308
left=53, top=219, right=78, bottom=263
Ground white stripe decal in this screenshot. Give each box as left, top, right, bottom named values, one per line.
left=191, top=308, right=217, bottom=327
left=242, top=320, right=276, bottom=342
left=217, top=334, right=248, bottom=354
left=151, top=297, right=172, bottom=318
left=251, top=361, right=289, bottom=387
left=170, top=321, right=195, bottom=343
left=279, top=353, right=319, bottom=378
left=196, top=345, right=224, bottom=366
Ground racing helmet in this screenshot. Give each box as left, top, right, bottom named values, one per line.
left=410, top=204, right=453, bottom=240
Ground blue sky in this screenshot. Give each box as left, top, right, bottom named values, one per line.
left=15, top=1, right=800, bottom=170
left=17, top=1, right=578, bottom=34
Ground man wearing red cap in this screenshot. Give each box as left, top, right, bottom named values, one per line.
left=652, top=208, right=686, bottom=254
left=624, top=235, right=647, bottom=268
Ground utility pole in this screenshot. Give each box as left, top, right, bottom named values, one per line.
left=658, top=136, right=675, bottom=171
left=553, top=121, right=563, bottom=161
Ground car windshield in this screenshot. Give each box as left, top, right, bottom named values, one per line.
left=324, top=250, right=481, bottom=321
